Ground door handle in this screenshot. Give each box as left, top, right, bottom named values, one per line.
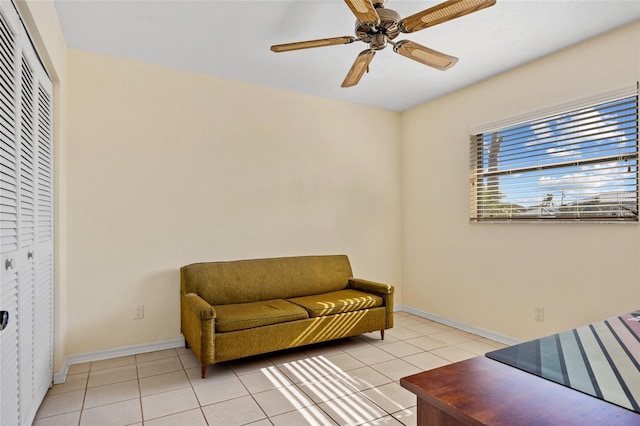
left=5, top=258, right=13, bottom=270
left=0, top=311, right=8, bottom=331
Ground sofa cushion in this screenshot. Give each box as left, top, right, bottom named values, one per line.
left=287, top=289, right=383, bottom=318
left=214, top=299, right=309, bottom=333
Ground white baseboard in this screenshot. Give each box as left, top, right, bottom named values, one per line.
left=54, top=307, right=517, bottom=384
left=395, top=305, right=521, bottom=346
left=54, top=337, right=184, bottom=384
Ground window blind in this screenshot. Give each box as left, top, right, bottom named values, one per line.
left=470, top=89, right=639, bottom=222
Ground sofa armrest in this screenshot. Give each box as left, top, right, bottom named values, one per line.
left=184, top=293, right=216, bottom=320
left=349, top=278, right=394, bottom=329
left=181, top=293, right=216, bottom=367
left=349, top=278, right=394, bottom=295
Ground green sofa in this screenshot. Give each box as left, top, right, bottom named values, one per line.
left=180, top=254, right=394, bottom=378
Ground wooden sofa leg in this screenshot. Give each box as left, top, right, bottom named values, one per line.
left=380, top=329, right=385, bottom=340
left=201, top=365, right=207, bottom=379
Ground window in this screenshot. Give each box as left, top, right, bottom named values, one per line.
left=470, top=85, right=639, bottom=222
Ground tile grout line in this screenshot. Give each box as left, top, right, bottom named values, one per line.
left=236, top=363, right=272, bottom=425
left=175, top=347, right=213, bottom=426
left=75, top=361, right=91, bottom=426
left=136, top=356, right=143, bottom=426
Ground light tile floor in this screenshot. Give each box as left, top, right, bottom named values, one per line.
left=34, top=312, right=508, bottom=426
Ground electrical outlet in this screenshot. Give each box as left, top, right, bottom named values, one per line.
left=134, top=304, right=144, bottom=319
left=534, top=306, right=544, bottom=322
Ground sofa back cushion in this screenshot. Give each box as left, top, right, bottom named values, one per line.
left=181, top=255, right=353, bottom=305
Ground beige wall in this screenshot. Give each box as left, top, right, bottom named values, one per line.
left=65, top=49, right=403, bottom=355
left=401, top=22, right=640, bottom=341
left=17, top=1, right=640, bottom=370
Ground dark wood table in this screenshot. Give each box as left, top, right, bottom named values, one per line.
left=400, top=356, right=640, bottom=425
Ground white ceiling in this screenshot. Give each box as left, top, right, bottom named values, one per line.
left=53, top=0, right=640, bottom=112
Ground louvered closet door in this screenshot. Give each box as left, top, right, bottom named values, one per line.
left=32, top=66, right=53, bottom=422
left=0, top=3, right=21, bottom=425
left=17, top=40, right=37, bottom=426
left=0, top=1, right=53, bottom=425
left=19, top=36, right=53, bottom=425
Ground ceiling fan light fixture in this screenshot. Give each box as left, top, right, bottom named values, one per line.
left=399, top=0, right=496, bottom=33
left=394, top=40, right=458, bottom=70
left=370, top=34, right=388, bottom=50
left=341, top=49, right=375, bottom=87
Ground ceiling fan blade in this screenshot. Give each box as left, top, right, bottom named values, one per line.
left=271, top=36, right=357, bottom=53
left=393, top=40, right=458, bottom=70
left=399, top=0, right=496, bottom=33
left=341, top=49, right=375, bottom=88
left=344, top=0, right=380, bottom=25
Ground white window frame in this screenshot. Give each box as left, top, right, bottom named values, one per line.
left=469, top=84, right=639, bottom=223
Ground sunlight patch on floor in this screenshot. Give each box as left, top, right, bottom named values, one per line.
left=262, top=354, right=407, bottom=424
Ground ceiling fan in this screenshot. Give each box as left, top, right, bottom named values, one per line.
left=270, top=0, right=496, bottom=88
